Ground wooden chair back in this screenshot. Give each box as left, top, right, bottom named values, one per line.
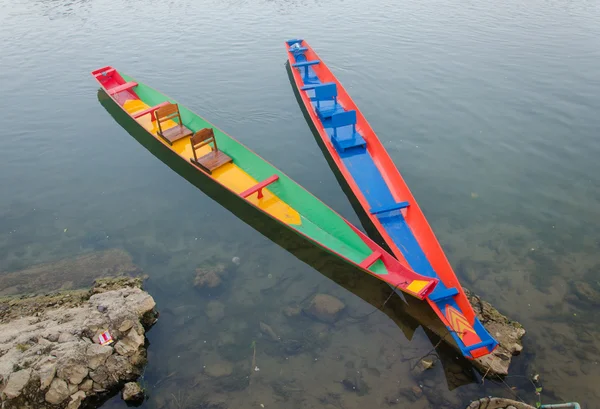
left=155, top=103, right=183, bottom=134
left=191, top=128, right=218, bottom=162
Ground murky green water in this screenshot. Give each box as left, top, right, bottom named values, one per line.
left=2, top=0, right=600, bottom=407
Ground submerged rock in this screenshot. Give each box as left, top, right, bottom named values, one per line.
left=122, top=381, right=144, bottom=404
left=205, top=300, right=225, bottom=323
left=0, top=276, right=158, bottom=408
left=569, top=280, right=600, bottom=306
left=194, top=263, right=227, bottom=289
left=259, top=321, right=280, bottom=342
left=204, top=359, right=234, bottom=378
left=465, top=289, right=526, bottom=376
left=466, top=397, right=536, bottom=409
left=304, top=294, right=346, bottom=323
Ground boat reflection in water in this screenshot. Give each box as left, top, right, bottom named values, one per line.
left=96, top=89, right=479, bottom=391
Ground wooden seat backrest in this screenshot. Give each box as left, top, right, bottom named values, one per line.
left=191, top=128, right=218, bottom=162
left=155, top=103, right=183, bottom=134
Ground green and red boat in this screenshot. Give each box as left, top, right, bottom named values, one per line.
left=91, top=66, right=438, bottom=300
left=284, top=39, right=498, bottom=359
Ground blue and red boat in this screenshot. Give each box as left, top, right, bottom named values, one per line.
left=285, top=39, right=498, bottom=360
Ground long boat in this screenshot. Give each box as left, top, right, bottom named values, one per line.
left=284, top=39, right=498, bottom=359
left=90, top=65, right=438, bottom=301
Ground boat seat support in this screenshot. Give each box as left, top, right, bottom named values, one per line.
left=465, top=339, right=496, bottom=352
left=370, top=201, right=410, bottom=216
left=289, top=46, right=308, bottom=53
left=292, top=60, right=320, bottom=68
left=240, top=175, right=280, bottom=199
left=429, top=287, right=459, bottom=303
left=301, top=82, right=336, bottom=91
left=108, top=81, right=138, bottom=95
left=132, top=101, right=171, bottom=120
left=359, top=252, right=382, bottom=269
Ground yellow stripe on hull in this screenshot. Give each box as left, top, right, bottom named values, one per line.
left=123, top=100, right=301, bottom=225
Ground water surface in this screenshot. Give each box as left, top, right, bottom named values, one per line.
left=1, top=0, right=600, bottom=407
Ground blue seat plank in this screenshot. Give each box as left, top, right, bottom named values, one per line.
left=289, top=46, right=308, bottom=53
left=292, top=60, right=320, bottom=68
left=370, top=201, right=410, bottom=215
left=286, top=38, right=304, bottom=45
left=465, top=339, right=496, bottom=352
left=301, top=82, right=335, bottom=91
left=429, top=287, right=459, bottom=302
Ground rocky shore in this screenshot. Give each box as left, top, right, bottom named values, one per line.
left=0, top=276, right=158, bottom=408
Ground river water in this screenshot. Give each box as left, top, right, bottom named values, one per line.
left=1, top=0, right=600, bottom=408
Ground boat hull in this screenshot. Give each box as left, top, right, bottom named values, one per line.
left=284, top=40, right=498, bottom=359
left=91, top=66, right=438, bottom=301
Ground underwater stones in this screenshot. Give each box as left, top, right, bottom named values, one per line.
left=206, top=300, right=225, bottom=323
left=464, top=288, right=526, bottom=376
left=122, top=381, right=144, bottom=404
left=410, top=357, right=437, bottom=379
left=259, top=322, right=280, bottom=342
left=282, top=304, right=301, bottom=317
left=204, top=359, right=234, bottom=378
left=569, top=280, right=600, bottom=306
left=304, top=294, right=346, bottom=323
left=341, top=368, right=369, bottom=396
left=466, top=397, right=536, bottom=409
left=194, top=264, right=227, bottom=290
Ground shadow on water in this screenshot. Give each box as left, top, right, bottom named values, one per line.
left=96, top=88, right=480, bottom=392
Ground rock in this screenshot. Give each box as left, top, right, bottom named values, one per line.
left=67, top=391, right=87, bottom=409
left=39, top=361, right=57, bottom=389
left=57, top=362, right=89, bottom=385
left=282, top=305, right=301, bottom=317
left=45, top=378, right=71, bottom=404
left=260, top=322, right=280, bottom=341
left=465, top=397, right=536, bottom=409
left=205, top=300, right=225, bottom=323
left=399, top=385, right=423, bottom=402
left=86, top=343, right=113, bottom=369
left=59, top=332, right=77, bottom=343
left=205, top=359, right=234, bottom=378
left=341, top=368, right=369, bottom=396
left=0, top=274, right=156, bottom=408
left=411, top=357, right=437, bottom=378
left=421, top=359, right=434, bottom=369
left=304, top=294, right=346, bottom=323
left=3, top=368, right=32, bottom=399
left=97, top=305, right=107, bottom=313
left=122, top=381, right=144, bottom=404
left=119, top=319, right=134, bottom=332
left=115, top=328, right=145, bottom=356
left=79, top=378, right=93, bottom=391
left=194, top=264, right=226, bottom=289
left=571, top=281, right=600, bottom=306
left=465, top=289, right=526, bottom=376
